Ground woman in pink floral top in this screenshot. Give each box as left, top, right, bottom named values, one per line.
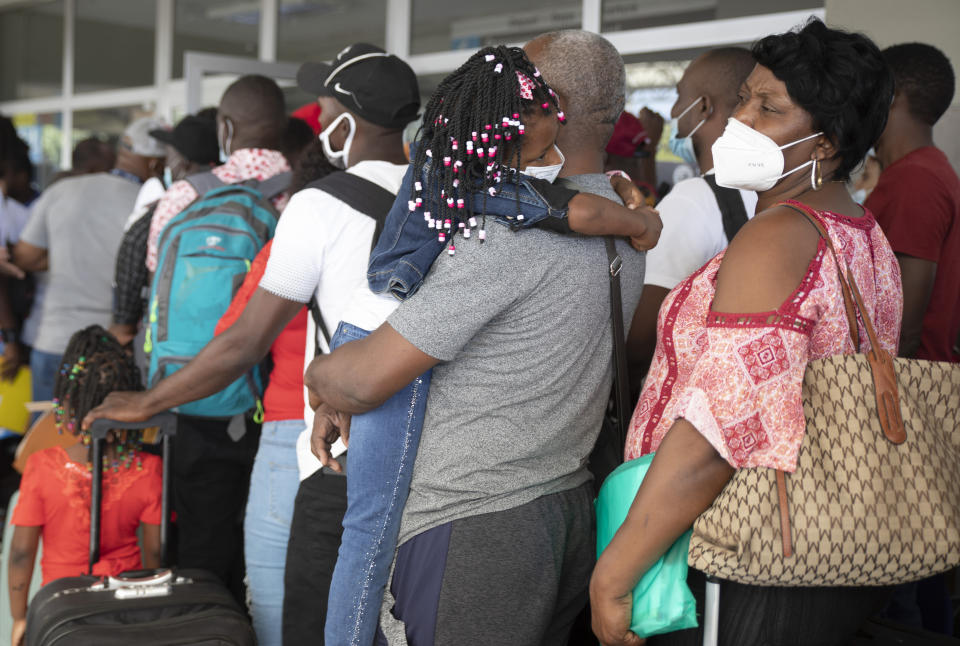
left=626, top=199, right=901, bottom=470
left=592, top=20, right=902, bottom=646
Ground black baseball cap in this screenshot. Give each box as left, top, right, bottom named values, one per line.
left=149, top=115, right=219, bottom=166
left=297, top=43, right=420, bottom=130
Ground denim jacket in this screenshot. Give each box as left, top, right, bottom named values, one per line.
left=368, top=152, right=577, bottom=300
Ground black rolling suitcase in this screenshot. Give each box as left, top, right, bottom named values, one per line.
left=24, top=414, right=255, bottom=646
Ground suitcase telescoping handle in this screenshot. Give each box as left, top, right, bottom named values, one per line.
left=88, top=414, right=176, bottom=575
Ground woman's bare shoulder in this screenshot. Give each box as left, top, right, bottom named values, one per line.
left=712, top=204, right=822, bottom=314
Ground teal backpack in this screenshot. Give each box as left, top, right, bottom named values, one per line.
left=144, top=171, right=291, bottom=418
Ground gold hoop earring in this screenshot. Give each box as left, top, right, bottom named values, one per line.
left=811, top=158, right=824, bottom=191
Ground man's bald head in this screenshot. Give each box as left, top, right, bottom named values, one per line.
left=670, top=47, right=755, bottom=171
left=525, top=30, right=625, bottom=148
left=684, top=47, right=755, bottom=114
left=218, top=75, right=287, bottom=152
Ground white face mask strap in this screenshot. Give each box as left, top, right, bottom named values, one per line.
left=552, top=144, right=565, bottom=166
left=676, top=96, right=704, bottom=121
left=776, top=158, right=814, bottom=182
left=319, top=112, right=357, bottom=167
left=778, top=130, right=823, bottom=151
left=686, top=115, right=707, bottom=139
left=774, top=130, right=824, bottom=183
left=221, top=118, right=234, bottom=157
left=675, top=96, right=709, bottom=140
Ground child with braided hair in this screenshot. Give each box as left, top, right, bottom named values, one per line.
left=318, top=45, right=660, bottom=646
left=368, top=44, right=661, bottom=300
left=7, top=326, right=161, bottom=646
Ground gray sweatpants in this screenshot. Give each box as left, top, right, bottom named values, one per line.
left=377, top=483, right=596, bottom=646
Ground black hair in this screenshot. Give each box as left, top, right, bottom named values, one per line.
left=282, top=116, right=316, bottom=168
left=0, top=115, right=30, bottom=180
left=53, top=326, right=144, bottom=469
left=411, top=45, right=562, bottom=249
left=751, top=18, right=894, bottom=182
left=71, top=137, right=113, bottom=172
left=288, top=138, right=337, bottom=195
left=883, top=43, right=955, bottom=126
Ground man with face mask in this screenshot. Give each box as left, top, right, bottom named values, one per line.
left=627, top=47, right=757, bottom=383
left=144, top=75, right=289, bottom=275
left=85, top=43, right=419, bottom=646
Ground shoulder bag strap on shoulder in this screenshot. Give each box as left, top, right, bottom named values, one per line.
left=703, top=174, right=750, bottom=243
left=606, top=237, right=630, bottom=460
left=776, top=200, right=863, bottom=350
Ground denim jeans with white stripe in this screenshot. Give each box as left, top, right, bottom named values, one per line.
left=323, top=321, right=432, bottom=646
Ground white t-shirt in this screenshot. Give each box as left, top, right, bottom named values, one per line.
left=124, top=177, right=166, bottom=231
left=644, top=172, right=758, bottom=290
left=0, top=195, right=31, bottom=246
left=259, top=160, right=405, bottom=480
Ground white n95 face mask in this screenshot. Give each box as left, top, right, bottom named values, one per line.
left=318, top=112, right=357, bottom=170
left=523, top=145, right=565, bottom=184
left=712, top=118, right=823, bottom=192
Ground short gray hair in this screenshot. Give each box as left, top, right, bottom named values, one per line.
left=529, top=30, right=625, bottom=128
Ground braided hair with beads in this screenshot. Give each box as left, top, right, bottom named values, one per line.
left=409, top=45, right=564, bottom=255
left=52, top=325, right=145, bottom=472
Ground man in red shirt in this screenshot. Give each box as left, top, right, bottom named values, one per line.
left=867, top=42, right=960, bottom=362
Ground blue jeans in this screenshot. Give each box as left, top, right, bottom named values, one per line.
left=29, top=349, right=62, bottom=403
left=244, top=418, right=305, bottom=646
left=367, top=150, right=574, bottom=301
left=324, top=321, right=432, bottom=646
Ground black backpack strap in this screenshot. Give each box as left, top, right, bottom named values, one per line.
left=249, top=170, right=293, bottom=200
left=308, top=297, right=332, bottom=355
left=703, top=173, right=750, bottom=243
left=305, top=171, right=398, bottom=355
left=184, top=171, right=226, bottom=196
left=306, top=171, right=397, bottom=251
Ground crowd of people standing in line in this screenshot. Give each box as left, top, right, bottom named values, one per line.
left=0, top=14, right=957, bottom=646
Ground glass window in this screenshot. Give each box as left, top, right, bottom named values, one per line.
left=76, top=0, right=156, bottom=93
left=601, top=0, right=822, bottom=33
left=0, top=1, right=64, bottom=101
left=278, top=0, right=385, bottom=64
left=173, top=0, right=259, bottom=78
left=411, top=0, right=580, bottom=55
left=621, top=59, right=688, bottom=166
left=73, top=105, right=152, bottom=148
left=14, top=112, right=64, bottom=191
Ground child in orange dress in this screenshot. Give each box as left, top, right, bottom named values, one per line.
left=7, top=326, right=162, bottom=646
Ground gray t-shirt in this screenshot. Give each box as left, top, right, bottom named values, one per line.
left=20, top=172, right=140, bottom=354
left=388, top=173, right=645, bottom=546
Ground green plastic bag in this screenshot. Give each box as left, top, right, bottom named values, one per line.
left=595, top=453, right=698, bottom=638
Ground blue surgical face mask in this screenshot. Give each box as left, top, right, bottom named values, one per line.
left=162, top=166, right=173, bottom=188
left=668, top=96, right=706, bottom=167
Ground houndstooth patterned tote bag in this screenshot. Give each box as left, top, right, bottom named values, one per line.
left=687, top=202, right=960, bottom=587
